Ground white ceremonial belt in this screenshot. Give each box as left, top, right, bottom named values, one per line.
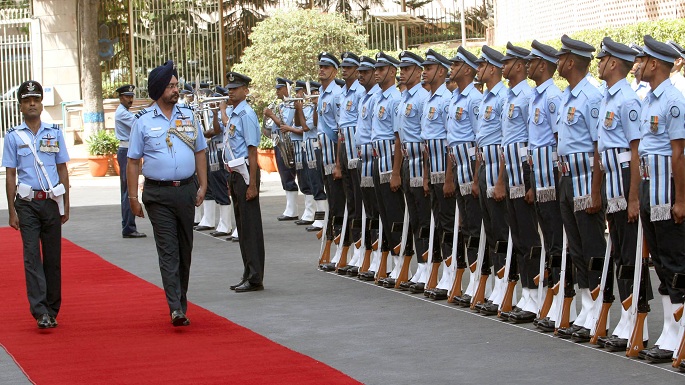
left=217, top=143, right=225, bottom=149
left=119, top=141, right=129, bottom=148
left=617, top=150, right=632, bottom=164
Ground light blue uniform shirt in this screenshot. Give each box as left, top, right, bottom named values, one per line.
left=317, top=81, right=342, bottom=142
left=2, top=122, right=70, bottom=190
left=528, top=78, right=562, bottom=150
left=270, top=103, right=295, bottom=132
left=638, top=79, right=685, bottom=157
left=371, top=85, right=401, bottom=142
left=502, top=80, right=533, bottom=146
left=128, top=103, right=207, bottom=180
left=301, top=105, right=316, bottom=141
left=115, top=104, right=135, bottom=142
left=224, top=100, right=261, bottom=160
left=420, top=83, right=451, bottom=140
left=597, top=78, right=642, bottom=152
left=447, top=82, right=482, bottom=146
left=556, top=77, right=602, bottom=156
left=355, top=84, right=380, bottom=146
left=396, top=83, right=430, bottom=143
left=476, top=81, right=508, bottom=147
left=338, top=80, right=366, bottom=128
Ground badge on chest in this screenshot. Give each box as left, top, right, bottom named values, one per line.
left=39, top=134, right=59, bottom=153
left=650, top=116, right=659, bottom=133
left=566, top=107, right=576, bottom=123
left=455, top=107, right=464, bottom=120
left=175, top=119, right=195, bottom=133
left=604, top=111, right=614, bottom=127
left=533, top=108, right=540, bottom=124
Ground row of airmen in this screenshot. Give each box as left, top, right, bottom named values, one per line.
left=275, top=35, right=685, bottom=370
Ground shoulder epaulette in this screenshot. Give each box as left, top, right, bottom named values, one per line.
left=49, top=124, right=60, bottom=129
left=135, top=108, right=151, bottom=119
left=6, top=127, right=16, bottom=134
left=178, top=105, right=193, bottom=111
left=237, top=110, right=247, bottom=118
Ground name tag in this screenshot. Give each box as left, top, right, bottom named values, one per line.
left=151, top=127, right=162, bottom=131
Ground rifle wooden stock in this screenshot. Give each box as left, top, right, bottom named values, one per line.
left=355, top=238, right=362, bottom=249
left=626, top=312, right=648, bottom=357
left=621, top=294, right=632, bottom=311
left=673, top=305, right=685, bottom=367
left=496, top=267, right=505, bottom=280
left=426, top=262, right=440, bottom=290
left=470, top=274, right=489, bottom=310
left=395, top=255, right=412, bottom=289
left=372, top=239, right=379, bottom=251
left=589, top=302, right=611, bottom=344
left=590, top=285, right=600, bottom=301
left=448, top=268, right=466, bottom=302
left=316, top=229, right=323, bottom=240
left=359, top=248, right=372, bottom=273
left=533, top=269, right=549, bottom=286
left=469, top=261, right=477, bottom=273
left=538, top=285, right=556, bottom=319
left=498, top=281, right=517, bottom=318
left=319, top=240, right=332, bottom=265
left=334, top=234, right=341, bottom=245
left=444, top=256, right=452, bottom=267
left=421, top=250, right=429, bottom=263
left=335, top=245, right=350, bottom=272
left=393, top=243, right=401, bottom=255
left=554, top=296, right=573, bottom=334
left=375, top=251, right=389, bottom=283
left=551, top=281, right=560, bottom=295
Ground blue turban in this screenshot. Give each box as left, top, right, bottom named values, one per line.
left=147, top=60, right=178, bottom=100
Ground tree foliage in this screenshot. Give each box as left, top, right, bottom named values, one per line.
left=232, top=9, right=367, bottom=111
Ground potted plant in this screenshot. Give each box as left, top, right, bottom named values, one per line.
left=257, top=134, right=278, bottom=173
left=86, top=129, right=119, bottom=177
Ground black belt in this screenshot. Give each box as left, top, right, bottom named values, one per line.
left=144, top=176, right=194, bottom=187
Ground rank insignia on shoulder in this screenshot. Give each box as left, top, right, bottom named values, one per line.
left=135, top=109, right=150, bottom=119
left=629, top=110, right=638, bottom=121
left=671, top=106, right=680, bottom=118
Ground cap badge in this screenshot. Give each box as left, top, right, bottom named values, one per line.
left=27, top=82, right=35, bottom=92
left=229, top=73, right=235, bottom=82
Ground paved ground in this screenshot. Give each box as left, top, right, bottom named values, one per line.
left=0, top=167, right=684, bottom=384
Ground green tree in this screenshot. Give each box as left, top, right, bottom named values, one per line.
left=232, top=9, right=367, bottom=112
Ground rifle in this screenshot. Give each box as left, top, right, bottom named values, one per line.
left=673, top=303, right=685, bottom=367
left=535, top=225, right=553, bottom=319
left=470, top=221, right=489, bottom=310
left=555, top=226, right=572, bottom=332
left=626, top=218, right=650, bottom=357
left=424, top=212, right=439, bottom=291
left=447, top=201, right=465, bottom=302
left=589, top=235, right=614, bottom=344
left=373, top=219, right=389, bottom=282
left=498, top=229, right=517, bottom=318
left=317, top=206, right=331, bottom=266
left=357, top=207, right=369, bottom=273
left=333, top=203, right=350, bottom=272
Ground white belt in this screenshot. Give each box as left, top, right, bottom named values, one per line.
left=617, top=150, right=632, bottom=164
left=119, top=141, right=129, bottom=148
left=217, top=143, right=225, bottom=149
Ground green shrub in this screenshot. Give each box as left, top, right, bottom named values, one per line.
left=258, top=134, right=274, bottom=150
left=86, top=129, right=119, bottom=156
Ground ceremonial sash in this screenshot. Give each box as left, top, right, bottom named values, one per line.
left=339, top=126, right=359, bottom=169
left=601, top=148, right=631, bottom=214
left=450, top=142, right=476, bottom=196
left=642, top=154, right=673, bottom=222
left=373, top=139, right=395, bottom=184
left=531, top=145, right=557, bottom=202
left=305, top=138, right=318, bottom=169
left=359, top=143, right=374, bottom=187
left=481, top=144, right=501, bottom=199
left=318, top=132, right=336, bottom=175
left=503, top=142, right=528, bottom=199
left=425, top=138, right=447, bottom=184
left=404, top=142, right=423, bottom=187
left=561, top=152, right=594, bottom=212
left=293, top=139, right=304, bottom=170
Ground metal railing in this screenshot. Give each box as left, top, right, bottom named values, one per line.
left=0, top=7, right=33, bottom=137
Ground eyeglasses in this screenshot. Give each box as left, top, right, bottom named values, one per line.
left=166, top=83, right=179, bottom=90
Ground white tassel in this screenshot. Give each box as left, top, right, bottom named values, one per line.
left=606, top=196, right=627, bottom=214
left=651, top=204, right=672, bottom=222
left=573, top=195, right=593, bottom=212
left=536, top=187, right=556, bottom=203
left=509, top=185, right=525, bottom=199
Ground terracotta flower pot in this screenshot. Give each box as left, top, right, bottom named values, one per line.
left=110, top=155, right=120, bottom=176
left=87, top=155, right=109, bottom=177
left=257, top=149, right=277, bottom=173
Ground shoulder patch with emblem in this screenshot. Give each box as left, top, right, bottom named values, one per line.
left=135, top=109, right=150, bottom=119
left=629, top=110, right=638, bottom=121
left=591, top=108, right=599, bottom=118
left=671, top=106, right=680, bottom=118
left=473, top=106, right=480, bottom=116
left=548, top=102, right=556, bottom=114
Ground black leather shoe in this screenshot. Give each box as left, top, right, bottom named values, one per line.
left=171, top=310, right=190, bottom=327
left=479, top=301, right=499, bottom=316
left=346, top=266, right=359, bottom=276
left=644, top=347, right=674, bottom=363
left=234, top=281, right=264, bottom=293
left=596, top=335, right=616, bottom=348
left=337, top=265, right=352, bottom=275
left=48, top=315, right=58, bottom=328
left=295, top=219, right=314, bottom=225
left=123, top=231, right=147, bottom=238
left=306, top=225, right=322, bottom=232
left=37, top=314, right=51, bottom=329
left=409, top=282, right=425, bottom=294
left=358, top=271, right=376, bottom=281
left=210, top=231, right=229, bottom=237
left=509, top=310, right=536, bottom=324
left=225, top=236, right=233, bottom=241
left=278, top=215, right=298, bottom=221
left=679, top=359, right=685, bottom=372
left=429, top=289, right=448, bottom=300
left=382, top=278, right=396, bottom=288
left=232, top=236, right=240, bottom=242
left=193, top=225, right=214, bottom=231
left=604, top=337, right=628, bottom=351
left=230, top=279, right=247, bottom=290
left=399, top=281, right=415, bottom=291
left=499, top=307, right=521, bottom=320
left=556, top=324, right=582, bottom=339
left=320, top=263, right=336, bottom=272
left=535, top=317, right=555, bottom=333
left=571, top=327, right=591, bottom=343
left=457, top=294, right=472, bottom=307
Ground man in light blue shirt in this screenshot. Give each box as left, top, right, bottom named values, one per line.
left=127, top=61, right=208, bottom=326
left=114, top=84, right=146, bottom=238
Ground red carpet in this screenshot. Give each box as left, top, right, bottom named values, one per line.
left=0, top=227, right=359, bottom=385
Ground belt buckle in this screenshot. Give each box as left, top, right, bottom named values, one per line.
left=35, top=191, right=46, bottom=200
left=641, top=164, right=649, bottom=179
left=172, top=181, right=181, bottom=187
